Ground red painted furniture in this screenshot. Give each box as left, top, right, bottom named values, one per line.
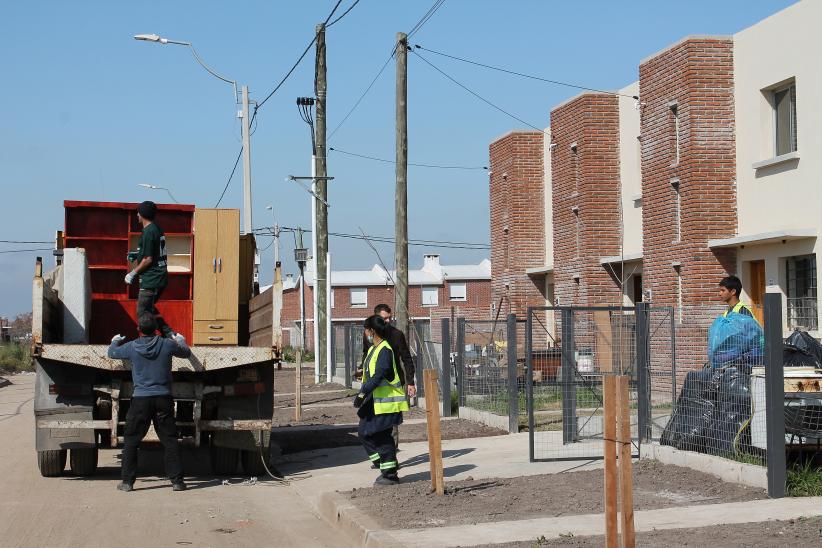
left=63, top=201, right=195, bottom=343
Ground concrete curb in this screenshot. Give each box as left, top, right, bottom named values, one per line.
left=458, top=406, right=510, bottom=431
left=317, top=491, right=407, bottom=548
left=641, top=442, right=768, bottom=489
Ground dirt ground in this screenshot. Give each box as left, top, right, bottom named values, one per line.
left=348, top=460, right=767, bottom=530
left=480, top=516, right=822, bottom=547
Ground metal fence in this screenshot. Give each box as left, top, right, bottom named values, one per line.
left=411, top=318, right=452, bottom=417
left=526, top=306, right=641, bottom=462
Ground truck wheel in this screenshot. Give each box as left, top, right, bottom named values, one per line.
left=241, top=449, right=268, bottom=477
left=37, top=450, right=67, bottom=477
left=210, top=445, right=239, bottom=476
left=69, top=448, right=98, bottom=476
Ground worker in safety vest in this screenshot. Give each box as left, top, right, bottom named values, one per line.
left=718, top=275, right=755, bottom=319
left=353, top=315, right=409, bottom=485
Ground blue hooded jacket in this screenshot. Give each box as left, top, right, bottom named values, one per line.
left=108, top=336, right=191, bottom=396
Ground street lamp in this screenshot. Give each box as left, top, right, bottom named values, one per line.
left=133, top=33, right=253, bottom=235
left=137, top=183, right=179, bottom=204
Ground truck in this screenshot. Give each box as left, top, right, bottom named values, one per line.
left=32, top=201, right=284, bottom=477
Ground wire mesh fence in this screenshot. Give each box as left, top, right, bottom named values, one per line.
left=527, top=306, right=641, bottom=461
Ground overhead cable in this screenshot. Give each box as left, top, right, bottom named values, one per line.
left=215, top=147, right=243, bottom=207
left=329, top=147, right=487, bottom=170
left=414, top=44, right=638, bottom=99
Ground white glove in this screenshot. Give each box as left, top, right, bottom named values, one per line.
left=173, top=333, right=186, bottom=347
left=111, top=334, right=126, bottom=345
left=124, top=270, right=137, bottom=285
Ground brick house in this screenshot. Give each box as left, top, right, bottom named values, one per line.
left=489, top=1, right=821, bottom=374
left=276, top=254, right=492, bottom=350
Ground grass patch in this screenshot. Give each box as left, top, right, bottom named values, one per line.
left=0, top=342, right=32, bottom=373
left=788, top=461, right=822, bottom=497
left=282, top=346, right=315, bottom=363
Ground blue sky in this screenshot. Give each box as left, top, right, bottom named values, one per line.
left=0, top=0, right=795, bottom=318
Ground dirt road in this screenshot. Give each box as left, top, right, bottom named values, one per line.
left=0, top=374, right=344, bottom=548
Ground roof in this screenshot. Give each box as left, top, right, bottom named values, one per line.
left=599, top=252, right=643, bottom=265
left=300, top=257, right=491, bottom=288
left=708, top=229, right=817, bottom=249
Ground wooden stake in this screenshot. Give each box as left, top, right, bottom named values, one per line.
left=603, top=375, right=619, bottom=548
left=423, top=369, right=445, bottom=495
left=617, top=375, right=636, bottom=548
left=295, top=350, right=302, bottom=422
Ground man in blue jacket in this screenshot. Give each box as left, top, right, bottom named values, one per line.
left=108, top=313, right=191, bottom=492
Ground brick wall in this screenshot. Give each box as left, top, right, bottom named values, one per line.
left=640, top=38, right=737, bottom=308
left=279, top=279, right=492, bottom=349
left=489, top=131, right=547, bottom=318
left=550, top=93, right=624, bottom=309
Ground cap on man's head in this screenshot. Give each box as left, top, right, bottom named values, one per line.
left=138, top=313, right=158, bottom=336
left=138, top=201, right=157, bottom=221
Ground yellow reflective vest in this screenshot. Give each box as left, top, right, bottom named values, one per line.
left=363, top=339, right=409, bottom=415
left=723, top=301, right=753, bottom=318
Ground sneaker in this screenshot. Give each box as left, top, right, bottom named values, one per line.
left=172, top=481, right=187, bottom=492
left=117, top=482, right=133, bottom=492
left=374, top=475, right=399, bottom=486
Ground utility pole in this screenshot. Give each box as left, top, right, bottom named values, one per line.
left=314, top=23, right=329, bottom=384
left=395, top=32, right=409, bottom=337
left=241, top=85, right=253, bottom=234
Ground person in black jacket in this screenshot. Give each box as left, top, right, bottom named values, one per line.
left=354, top=315, right=409, bottom=485
left=360, top=304, right=415, bottom=450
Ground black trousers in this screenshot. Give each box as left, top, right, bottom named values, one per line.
left=137, top=287, right=173, bottom=337
left=359, top=425, right=398, bottom=477
left=121, top=395, right=183, bottom=484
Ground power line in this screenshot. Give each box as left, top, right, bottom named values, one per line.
left=407, top=0, right=447, bottom=38
left=327, top=0, right=361, bottom=27
left=410, top=48, right=548, bottom=134
left=254, top=226, right=490, bottom=250
left=215, top=147, right=243, bottom=207
left=414, top=44, right=639, bottom=99
left=256, top=0, right=345, bottom=111
left=0, top=248, right=53, bottom=254
left=328, top=0, right=447, bottom=140
left=329, top=146, right=487, bottom=170
left=0, top=240, right=52, bottom=244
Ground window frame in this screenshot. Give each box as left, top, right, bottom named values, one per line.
left=449, top=282, right=467, bottom=302
left=786, top=254, right=817, bottom=331
left=421, top=286, right=439, bottom=307
left=773, top=82, right=797, bottom=157
left=349, top=287, right=368, bottom=309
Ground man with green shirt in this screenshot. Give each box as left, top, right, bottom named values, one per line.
left=125, top=201, right=175, bottom=338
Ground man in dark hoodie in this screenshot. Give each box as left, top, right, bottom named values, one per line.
left=108, top=313, right=191, bottom=492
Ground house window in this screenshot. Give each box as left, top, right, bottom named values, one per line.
left=786, top=255, right=817, bottom=331
left=774, top=83, right=797, bottom=156
left=671, top=178, right=681, bottom=242
left=350, top=287, right=367, bottom=308
left=449, top=282, right=467, bottom=301
left=675, top=265, right=683, bottom=324
left=422, top=286, right=439, bottom=307
left=330, top=289, right=335, bottom=309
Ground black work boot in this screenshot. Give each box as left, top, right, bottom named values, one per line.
left=172, top=481, right=188, bottom=491
left=374, top=473, right=399, bottom=486
left=117, top=482, right=133, bottom=492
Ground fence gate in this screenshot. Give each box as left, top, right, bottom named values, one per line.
left=526, top=306, right=651, bottom=462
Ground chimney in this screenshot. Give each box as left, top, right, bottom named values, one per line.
left=423, top=254, right=441, bottom=270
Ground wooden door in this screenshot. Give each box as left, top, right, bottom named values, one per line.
left=215, top=209, right=240, bottom=321
left=749, top=260, right=766, bottom=325
left=193, top=209, right=219, bottom=320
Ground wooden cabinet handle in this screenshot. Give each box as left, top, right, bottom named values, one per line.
left=208, top=336, right=224, bottom=342
left=218, top=257, right=222, bottom=273
left=208, top=324, right=224, bottom=330
left=212, top=258, right=217, bottom=273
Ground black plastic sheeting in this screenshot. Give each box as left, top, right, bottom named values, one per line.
left=661, top=367, right=753, bottom=456
left=784, top=330, right=822, bottom=369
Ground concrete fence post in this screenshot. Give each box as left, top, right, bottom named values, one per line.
left=764, top=292, right=786, bottom=498
left=441, top=318, right=451, bottom=418
left=456, top=318, right=465, bottom=408
left=507, top=313, right=518, bottom=434
left=561, top=308, right=577, bottom=444
left=635, top=302, right=651, bottom=443
left=343, top=323, right=352, bottom=388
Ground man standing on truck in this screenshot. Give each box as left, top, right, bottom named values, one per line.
left=125, top=201, right=175, bottom=338
left=360, top=304, right=415, bottom=451
left=109, top=313, right=191, bottom=492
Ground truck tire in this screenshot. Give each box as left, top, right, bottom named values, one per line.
left=69, top=448, right=98, bottom=476
left=240, top=449, right=267, bottom=477
left=37, top=449, right=67, bottom=477
left=210, top=445, right=239, bottom=476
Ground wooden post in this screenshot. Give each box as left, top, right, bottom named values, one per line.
left=394, top=31, right=409, bottom=338
left=617, top=375, right=636, bottom=548
left=295, top=350, right=303, bottom=422
left=603, top=375, right=619, bottom=548
left=423, top=369, right=444, bottom=495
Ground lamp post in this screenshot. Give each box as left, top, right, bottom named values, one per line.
left=137, top=183, right=179, bottom=204
left=134, top=33, right=254, bottom=235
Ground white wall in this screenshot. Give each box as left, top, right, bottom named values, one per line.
left=733, top=0, right=822, bottom=334
left=618, top=82, right=643, bottom=258
left=734, top=0, right=822, bottom=236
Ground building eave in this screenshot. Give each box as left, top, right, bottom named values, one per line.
left=708, top=229, right=817, bottom=249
